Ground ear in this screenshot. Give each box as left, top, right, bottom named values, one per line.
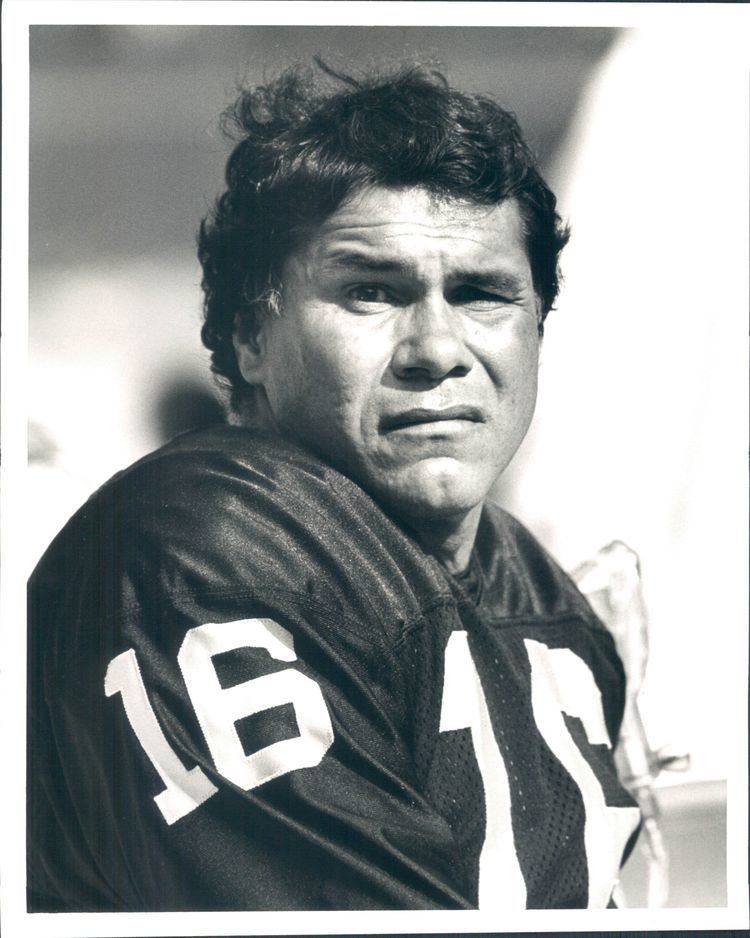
left=232, top=313, right=268, bottom=386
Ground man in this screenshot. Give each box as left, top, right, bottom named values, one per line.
left=27, top=63, right=640, bottom=912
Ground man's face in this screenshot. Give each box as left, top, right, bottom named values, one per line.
left=238, top=185, right=541, bottom=522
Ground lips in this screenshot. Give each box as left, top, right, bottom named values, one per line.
left=380, top=405, right=485, bottom=432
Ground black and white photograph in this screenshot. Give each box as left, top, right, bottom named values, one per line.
left=2, top=2, right=748, bottom=935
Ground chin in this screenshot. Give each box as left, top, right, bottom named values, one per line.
left=372, top=459, right=491, bottom=522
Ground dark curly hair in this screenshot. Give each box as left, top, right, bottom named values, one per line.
left=198, top=61, right=570, bottom=415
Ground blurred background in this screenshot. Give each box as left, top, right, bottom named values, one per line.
left=29, top=24, right=745, bottom=908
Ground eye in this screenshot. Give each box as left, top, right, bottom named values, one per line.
left=448, top=285, right=511, bottom=308
left=343, top=283, right=400, bottom=311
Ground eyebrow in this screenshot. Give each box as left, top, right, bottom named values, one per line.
left=321, top=250, right=527, bottom=293
left=321, top=250, right=412, bottom=275
left=449, top=269, right=526, bottom=294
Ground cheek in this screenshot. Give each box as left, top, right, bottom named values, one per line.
left=512, top=345, right=540, bottom=418
left=263, top=337, right=307, bottom=413
left=267, top=319, right=371, bottom=427
left=484, top=320, right=540, bottom=393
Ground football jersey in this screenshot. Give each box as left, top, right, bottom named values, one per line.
left=27, top=426, right=640, bottom=911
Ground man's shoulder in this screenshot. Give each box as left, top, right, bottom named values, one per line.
left=39, top=425, right=372, bottom=553
left=32, top=426, right=324, bottom=580
left=476, top=500, right=604, bottom=625
left=114, top=423, right=341, bottom=506
left=30, top=425, right=447, bottom=634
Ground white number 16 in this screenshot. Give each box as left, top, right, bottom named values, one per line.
left=105, top=618, right=334, bottom=825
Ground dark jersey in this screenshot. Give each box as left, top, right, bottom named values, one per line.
left=27, top=426, right=640, bottom=911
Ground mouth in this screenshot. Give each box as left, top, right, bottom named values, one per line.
left=380, top=406, right=485, bottom=432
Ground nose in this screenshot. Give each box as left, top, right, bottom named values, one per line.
left=390, top=296, right=474, bottom=382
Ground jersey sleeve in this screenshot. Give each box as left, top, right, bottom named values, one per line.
left=27, top=436, right=470, bottom=911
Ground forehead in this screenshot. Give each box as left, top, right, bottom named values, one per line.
left=292, top=186, right=531, bottom=277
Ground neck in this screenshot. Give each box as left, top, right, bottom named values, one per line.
left=404, top=503, right=484, bottom=575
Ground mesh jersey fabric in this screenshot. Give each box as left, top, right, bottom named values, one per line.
left=27, top=425, right=640, bottom=911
